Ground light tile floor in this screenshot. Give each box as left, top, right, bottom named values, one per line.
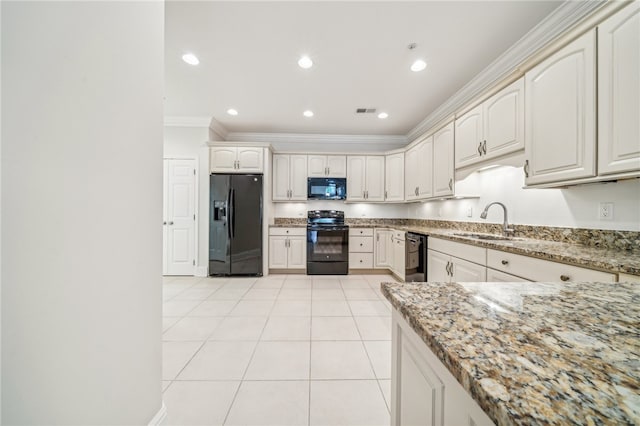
left=162, top=274, right=397, bottom=426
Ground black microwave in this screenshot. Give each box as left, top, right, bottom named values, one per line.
left=307, top=177, right=347, bottom=200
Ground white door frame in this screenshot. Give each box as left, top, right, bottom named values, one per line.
left=163, top=157, right=198, bottom=276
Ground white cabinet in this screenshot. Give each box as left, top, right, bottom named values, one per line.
left=347, top=156, right=385, bottom=202
left=486, top=249, right=616, bottom=282
left=272, top=154, right=307, bottom=201
left=307, top=155, right=347, bottom=177
left=432, top=122, right=455, bottom=197
left=524, top=30, right=596, bottom=185
left=374, top=229, right=393, bottom=268
left=427, top=238, right=487, bottom=283
left=455, top=79, right=525, bottom=169
left=486, top=269, right=530, bottom=282
left=348, top=228, right=374, bottom=269
left=210, top=147, right=264, bottom=173
left=385, top=153, right=405, bottom=202
left=598, top=3, right=640, bottom=176
left=268, top=228, right=306, bottom=270
left=391, top=309, right=495, bottom=426
left=454, top=104, right=483, bottom=167
left=619, top=273, right=640, bottom=283
left=391, top=231, right=406, bottom=281
left=405, top=136, right=433, bottom=201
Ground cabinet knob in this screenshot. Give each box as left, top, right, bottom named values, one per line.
left=286, top=230, right=289, bottom=233
left=168, top=221, right=174, bottom=225
left=501, top=260, right=509, bottom=265
left=560, top=275, right=570, bottom=282
left=360, top=243, right=363, bottom=246
left=359, top=260, right=363, bottom=263
left=163, top=221, right=167, bottom=225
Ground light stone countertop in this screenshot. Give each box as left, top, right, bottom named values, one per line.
left=269, top=223, right=640, bottom=275
left=382, top=280, right=640, bottom=426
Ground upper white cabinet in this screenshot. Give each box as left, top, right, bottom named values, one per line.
left=405, top=136, right=433, bottom=201
left=272, top=154, right=307, bottom=201
left=432, top=122, right=455, bottom=198
left=455, top=78, right=525, bottom=169
left=454, top=105, right=483, bottom=167
left=210, top=147, right=264, bottom=173
left=385, top=153, right=405, bottom=202
left=347, top=156, right=385, bottom=202
left=308, top=155, right=347, bottom=177
left=598, top=3, right=640, bottom=176
left=524, top=30, right=596, bottom=185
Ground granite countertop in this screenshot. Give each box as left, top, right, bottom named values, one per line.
left=382, top=280, right=640, bottom=426
left=269, top=222, right=640, bottom=275
left=399, top=226, right=640, bottom=276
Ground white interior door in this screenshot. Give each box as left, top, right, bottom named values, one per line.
left=164, top=159, right=196, bottom=275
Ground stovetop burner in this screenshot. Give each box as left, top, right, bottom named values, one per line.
left=307, top=210, right=346, bottom=227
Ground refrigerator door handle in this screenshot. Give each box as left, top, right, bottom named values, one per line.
left=227, top=188, right=232, bottom=240
left=230, top=188, right=236, bottom=239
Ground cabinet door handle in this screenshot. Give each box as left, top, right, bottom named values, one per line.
left=376, top=234, right=379, bottom=242
left=560, top=275, right=570, bottom=282
left=384, top=190, right=388, bottom=199
left=524, top=160, right=530, bottom=178
left=501, top=260, right=509, bottom=265
left=445, top=261, right=451, bottom=276
left=478, top=142, right=483, bottom=155
left=482, top=140, right=487, bottom=154
left=448, top=178, right=453, bottom=190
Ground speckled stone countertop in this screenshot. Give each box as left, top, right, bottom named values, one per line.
left=400, top=226, right=640, bottom=276
left=382, top=280, right=640, bottom=426
left=270, top=219, right=640, bottom=275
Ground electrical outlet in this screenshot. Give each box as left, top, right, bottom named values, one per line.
left=466, top=207, right=473, bottom=218
left=599, top=202, right=614, bottom=220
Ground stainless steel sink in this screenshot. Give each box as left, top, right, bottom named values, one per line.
left=453, top=232, right=519, bottom=241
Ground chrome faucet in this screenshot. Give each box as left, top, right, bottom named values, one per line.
left=480, top=202, right=514, bottom=236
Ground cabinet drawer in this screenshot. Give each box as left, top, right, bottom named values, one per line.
left=349, top=252, right=374, bottom=269
left=619, top=273, right=640, bottom=283
left=350, top=236, right=374, bottom=253
left=349, top=228, right=374, bottom=237
left=269, top=227, right=306, bottom=236
left=392, top=230, right=406, bottom=241
left=487, top=249, right=616, bottom=282
left=486, top=269, right=530, bottom=282
left=429, top=237, right=486, bottom=265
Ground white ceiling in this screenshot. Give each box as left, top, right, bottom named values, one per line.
left=165, top=1, right=562, bottom=137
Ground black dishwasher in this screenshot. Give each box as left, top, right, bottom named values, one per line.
left=405, top=233, right=427, bottom=282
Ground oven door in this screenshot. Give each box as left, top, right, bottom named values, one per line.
left=307, top=227, right=349, bottom=262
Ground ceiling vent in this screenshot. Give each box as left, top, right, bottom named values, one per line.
left=356, top=108, right=377, bottom=114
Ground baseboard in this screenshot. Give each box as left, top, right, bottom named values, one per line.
left=349, top=269, right=394, bottom=275
left=194, top=266, right=208, bottom=277
left=269, top=269, right=306, bottom=274
left=148, top=402, right=167, bottom=426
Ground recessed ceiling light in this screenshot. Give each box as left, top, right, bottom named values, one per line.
left=303, top=110, right=314, bottom=117
left=378, top=112, right=389, bottom=119
left=411, top=59, right=427, bottom=72
left=226, top=108, right=238, bottom=116
left=298, top=55, right=313, bottom=69
left=182, top=53, right=200, bottom=66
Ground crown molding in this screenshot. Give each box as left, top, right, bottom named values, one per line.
left=209, top=117, right=229, bottom=140
left=406, top=0, right=606, bottom=142
left=225, top=132, right=407, bottom=145
left=163, top=116, right=211, bottom=127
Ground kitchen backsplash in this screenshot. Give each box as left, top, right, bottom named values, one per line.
left=273, top=217, right=639, bottom=251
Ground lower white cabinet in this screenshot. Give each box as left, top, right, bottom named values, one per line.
left=375, top=229, right=393, bottom=268
left=392, top=309, right=495, bottom=426
left=268, top=228, right=306, bottom=270
left=391, top=231, right=406, bottom=281
left=486, top=249, right=616, bottom=282
left=486, top=269, right=530, bottom=282
left=349, top=228, right=374, bottom=269
left=427, top=238, right=487, bottom=283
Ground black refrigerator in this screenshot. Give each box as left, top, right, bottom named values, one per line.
left=209, top=174, right=263, bottom=276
